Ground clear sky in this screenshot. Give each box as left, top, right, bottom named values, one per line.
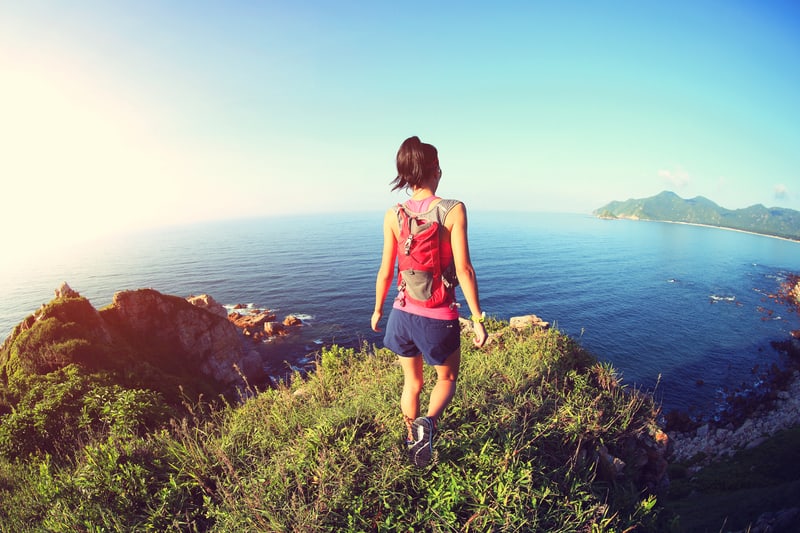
left=1, top=1, right=799, bottom=261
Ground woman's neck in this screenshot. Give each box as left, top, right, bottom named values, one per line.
left=410, top=187, right=436, bottom=201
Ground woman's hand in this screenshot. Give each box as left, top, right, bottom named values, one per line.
left=472, top=321, right=487, bottom=348
left=371, top=310, right=383, bottom=332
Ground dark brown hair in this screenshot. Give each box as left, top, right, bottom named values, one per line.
left=391, top=136, right=439, bottom=191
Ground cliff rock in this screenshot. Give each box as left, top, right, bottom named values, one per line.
left=186, top=294, right=228, bottom=319
left=104, top=289, right=246, bottom=385
left=0, top=285, right=266, bottom=397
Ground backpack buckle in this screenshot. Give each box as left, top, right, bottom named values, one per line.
left=403, top=234, right=413, bottom=255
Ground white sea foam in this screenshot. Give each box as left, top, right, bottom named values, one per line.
left=709, top=295, right=736, bottom=302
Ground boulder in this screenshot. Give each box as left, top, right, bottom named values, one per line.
left=228, top=310, right=277, bottom=332
left=54, top=281, right=80, bottom=299
left=264, top=321, right=285, bottom=336
left=510, top=314, right=550, bottom=330
left=186, top=294, right=228, bottom=319
left=791, top=279, right=800, bottom=305
left=227, top=309, right=298, bottom=339
left=283, top=315, right=303, bottom=327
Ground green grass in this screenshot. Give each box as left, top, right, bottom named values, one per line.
left=0, top=321, right=664, bottom=531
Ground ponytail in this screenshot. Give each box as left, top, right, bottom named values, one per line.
left=391, top=136, right=439, bottom=191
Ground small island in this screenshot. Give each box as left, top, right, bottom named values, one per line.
left=594, top=190, right=800, bottom=241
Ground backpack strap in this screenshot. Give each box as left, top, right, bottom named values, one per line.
left=394, top=198, right=461, bottom=225
left=432, top=199, right=461, bottom=224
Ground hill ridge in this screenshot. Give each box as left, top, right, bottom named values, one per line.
left=594, top=190, right=800, bottom=241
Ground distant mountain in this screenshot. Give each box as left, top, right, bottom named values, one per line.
left=593, top=191, right=800, bottom=241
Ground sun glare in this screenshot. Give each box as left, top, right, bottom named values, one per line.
left=0, top=49, right=190, bottom=268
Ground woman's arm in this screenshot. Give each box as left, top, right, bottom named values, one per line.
left=447, top=202, right=487, bottom=347
left=371, top=208, right=398, bottom=332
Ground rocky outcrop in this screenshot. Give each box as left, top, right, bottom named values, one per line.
left=790, top=278, right=800, bottom=340
left=227, top=308, right=303, bottom=342
left=186, top=294, right=228, bottom=319
left=54, top=281, right=80, bottom=299
left=105, top=289, right=246, bottom=385
left=228, top=310, right=277, bottom=336
left=509, top=314, right=550, bottom=330
left=283, top=315, right=302, bottom=327
left=460, top=313, right=550, bottom=347
left=2, top=284, right=309, bottom=393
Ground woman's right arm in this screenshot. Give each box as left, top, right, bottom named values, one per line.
left=447, top=202, right=487, bottom=347
left=372, top=208, right=398, bottom=332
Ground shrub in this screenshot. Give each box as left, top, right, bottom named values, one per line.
left=0, top=365, right=171, bottom=461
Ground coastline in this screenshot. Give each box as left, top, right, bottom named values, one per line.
left=668, top=367, right=800, bottom=465
left=599, top=215, right=800, bottom=244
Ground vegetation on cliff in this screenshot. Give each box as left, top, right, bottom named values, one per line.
left=4, top=282, right=799, bottom=531
left=0, top=293, right=668, bottom=531
left=0, top=293, right=221, bottom=417
left=594, top=191, right=800, bottom=241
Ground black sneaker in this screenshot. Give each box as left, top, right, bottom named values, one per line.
left=408, top=417, right=435, bottom=467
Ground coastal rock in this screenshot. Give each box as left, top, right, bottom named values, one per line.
left=668, top=370, right=800, bottom=464
left=54, top=281, right=80, bottom=299
left=510, top=314, right=550, bottom=330
left=1, top=285, right=305, bottom=395
left=459, top=313, right=550, bottom=347
left=283, top=315, right=303, bottom=327
left=228, top=310, right=277, bottom=335
left=186, top=294, right=228, bottom=319
left=227, top=309, right=303, bottom=340
left=106, top=289, right=245, bottom=385
left=263, top=321, right=285, bottom=336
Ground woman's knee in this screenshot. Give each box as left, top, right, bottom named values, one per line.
left=435, top=369, right=458, bottom=384
left=404, top=374, right=424, bottom=393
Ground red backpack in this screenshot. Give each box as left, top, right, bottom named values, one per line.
left=394, top=200, right=460, bottom=308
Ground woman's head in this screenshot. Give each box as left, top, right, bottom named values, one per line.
left=392, top=136, right=440, bottom=192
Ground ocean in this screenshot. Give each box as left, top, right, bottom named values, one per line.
left=1, top=211, right=799, bottom=415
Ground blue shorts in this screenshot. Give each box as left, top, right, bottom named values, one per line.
left=384, top=309, right=461, bottom=366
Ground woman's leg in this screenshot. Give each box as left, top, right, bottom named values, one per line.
left=427, top=348, right=461, bottom=426
left=399, top=355, right=424, bottom=440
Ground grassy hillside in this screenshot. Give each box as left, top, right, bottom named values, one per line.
left=0, top=316, right=668, bottom=531
left=594, top=191, right=800, bottom=241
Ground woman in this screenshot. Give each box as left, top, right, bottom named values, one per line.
left=371, top=136, right=487, bottom=468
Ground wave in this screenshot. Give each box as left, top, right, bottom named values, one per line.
left=709, top=294, right=736, bottom=302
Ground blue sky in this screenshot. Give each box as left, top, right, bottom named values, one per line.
left=1, top=1, right=798, bottom=258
